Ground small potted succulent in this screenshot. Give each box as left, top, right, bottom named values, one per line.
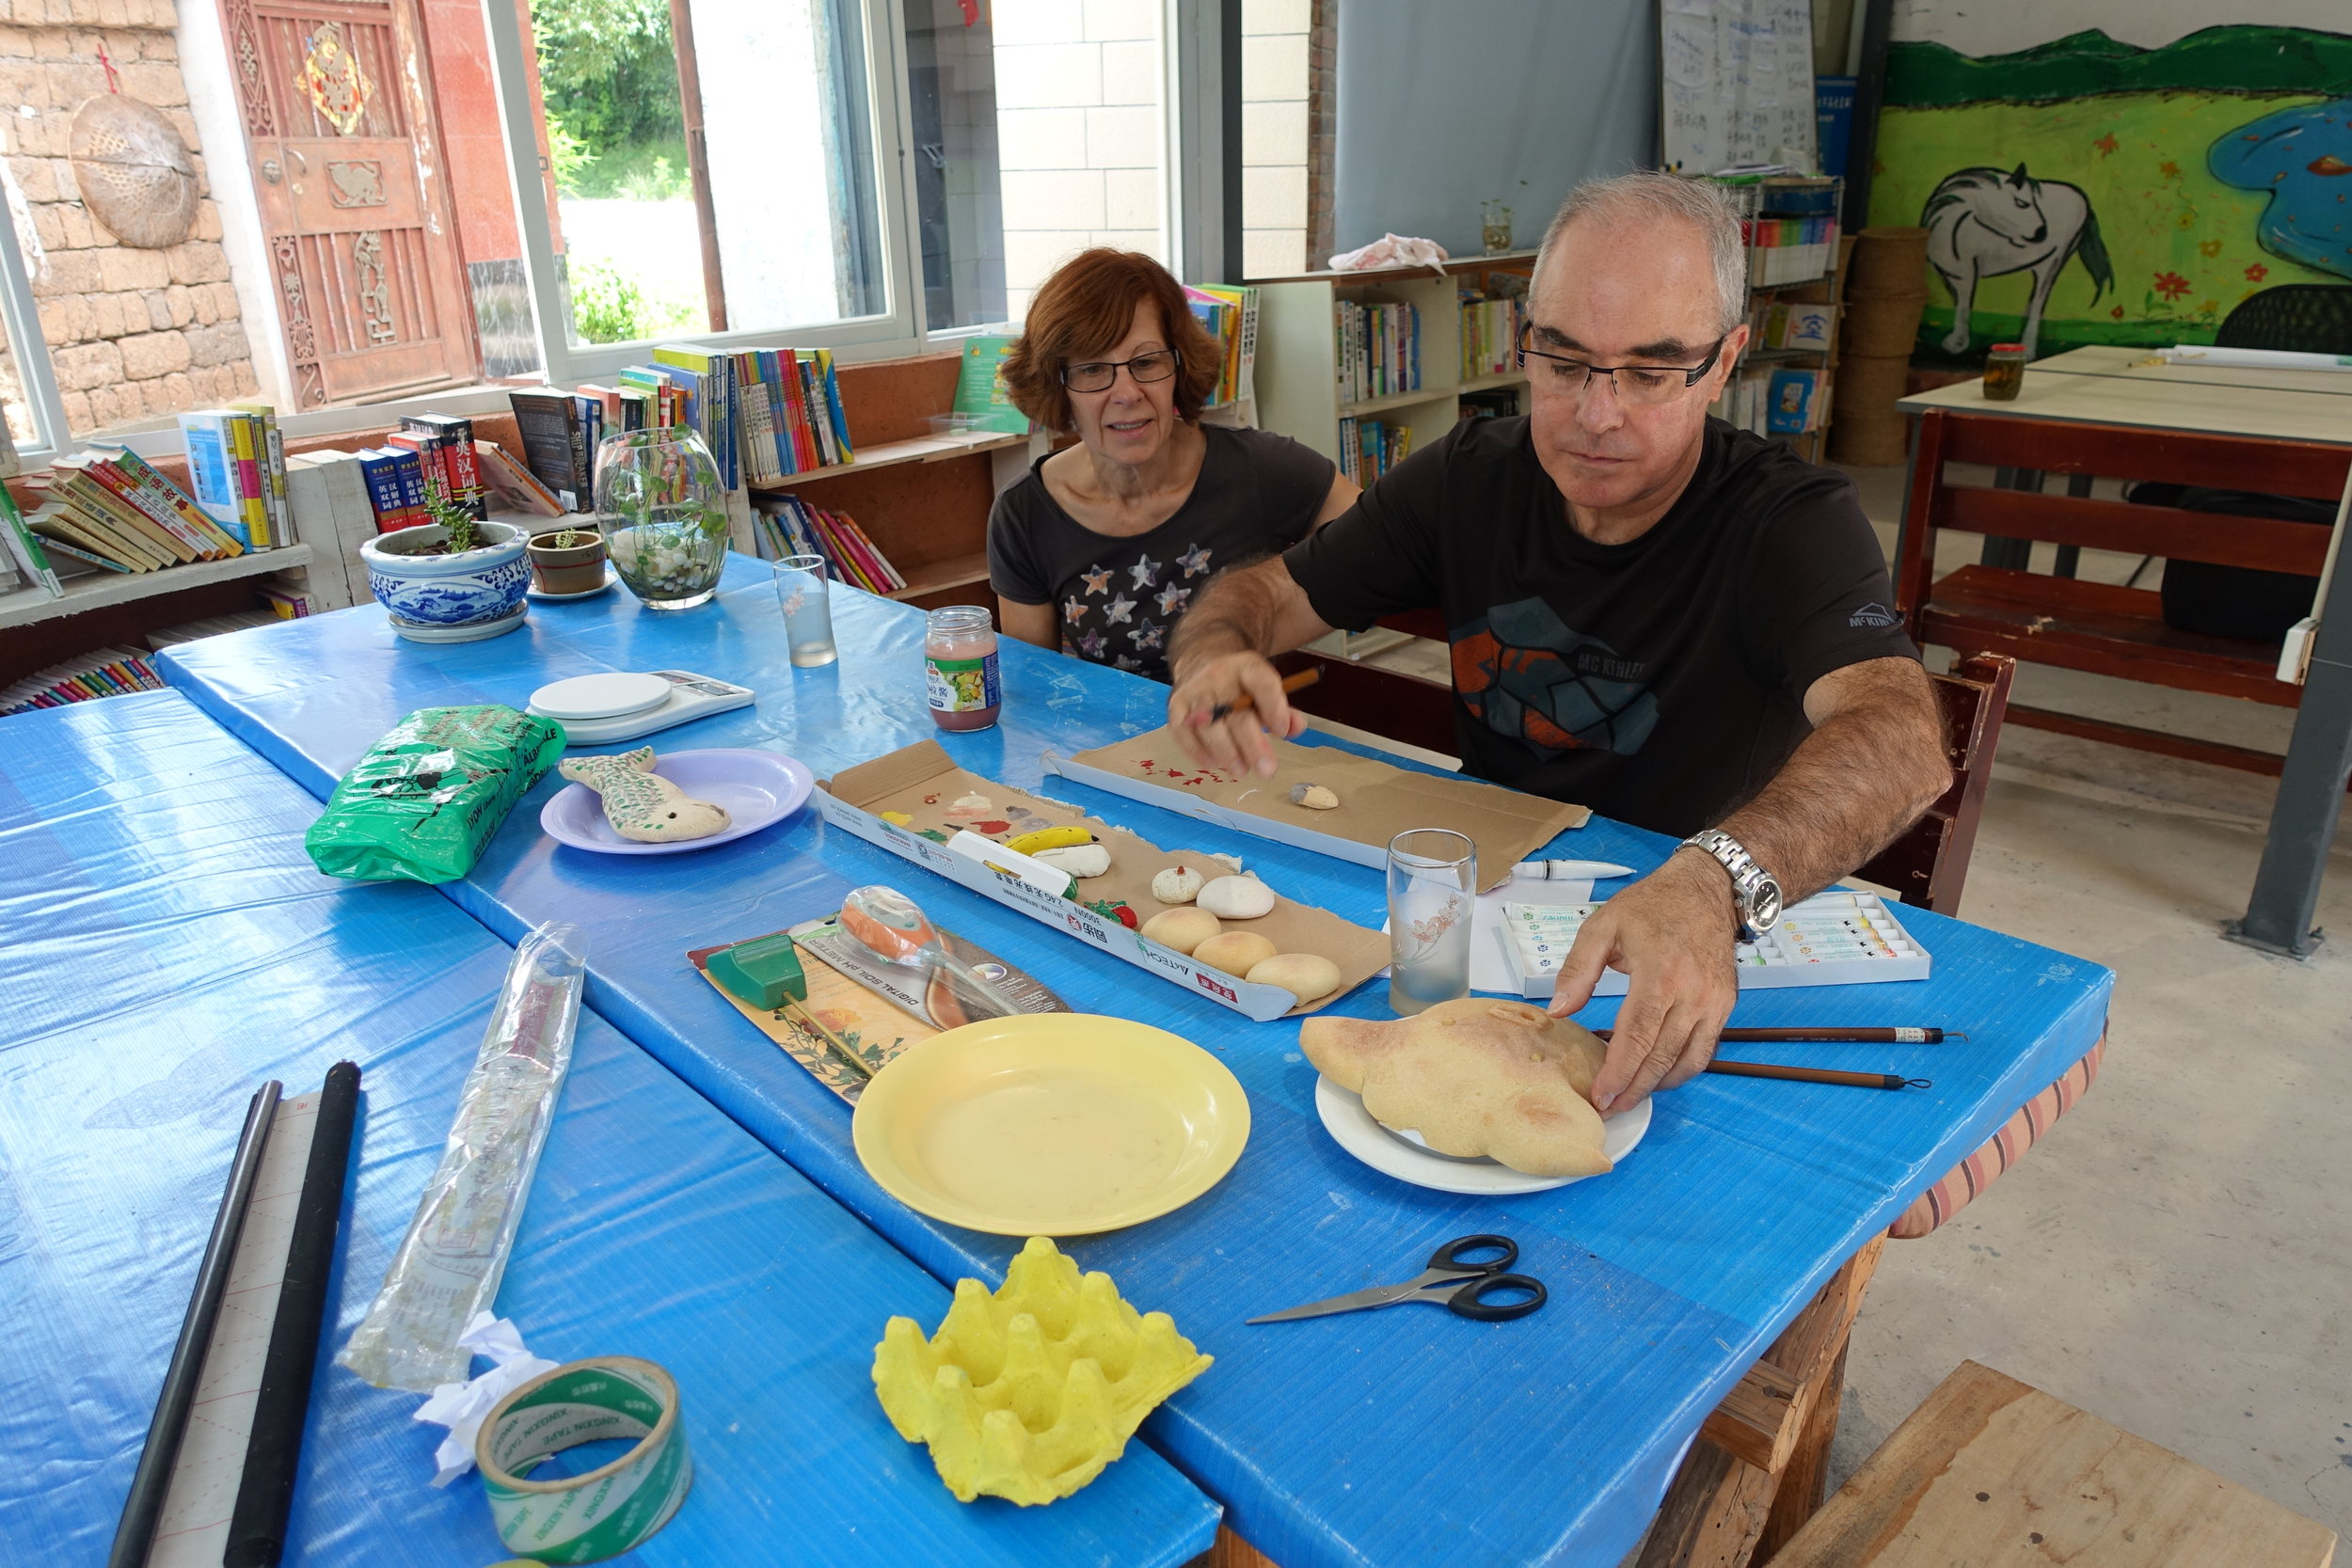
left=526, top=524, right=609, bottom=595
left=359, top=494, right=531, bottom=641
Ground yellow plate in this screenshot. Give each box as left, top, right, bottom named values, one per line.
left=851, top=1012, right=1250, bottom=1236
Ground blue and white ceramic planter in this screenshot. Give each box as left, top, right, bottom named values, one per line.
left=362, top=521, right=532, bottom=639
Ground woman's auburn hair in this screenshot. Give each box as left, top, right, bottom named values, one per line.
left=998, top=248, right=1224, bottom=433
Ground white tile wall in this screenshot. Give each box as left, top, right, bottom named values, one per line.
left=1239, top=0, right=1309, bottom=277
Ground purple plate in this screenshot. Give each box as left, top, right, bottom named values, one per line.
left=540, top=748, right=815, bottom=855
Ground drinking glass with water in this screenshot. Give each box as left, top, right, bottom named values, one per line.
left=774, top=553, right=838, bottom=667
left=1388, top=829, right=1476, bottom=1016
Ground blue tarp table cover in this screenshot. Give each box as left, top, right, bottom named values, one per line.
left=0, top=690, right=1218, bottom=1566
left=159, top=560, right=2115, bottom=1568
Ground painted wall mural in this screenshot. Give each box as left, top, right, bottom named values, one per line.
left=1869, top=8, right=2352, bottom=363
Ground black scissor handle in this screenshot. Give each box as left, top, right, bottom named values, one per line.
left=1429, top=1233, right=1518, bottom=1274
left=1448, top=1272, right=1547, bottom=1321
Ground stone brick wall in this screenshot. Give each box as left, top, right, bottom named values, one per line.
left=1, top=0, right=260, bottom=443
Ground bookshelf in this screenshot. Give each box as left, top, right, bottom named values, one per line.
left=0, top=542, right=316, bottom=632
left=1252, top=250, right=1537, bottom=467
left=739, top=352, right=1039, bottom=613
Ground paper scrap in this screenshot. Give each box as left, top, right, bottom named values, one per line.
left=412, top=1313, right=560, bottom=1486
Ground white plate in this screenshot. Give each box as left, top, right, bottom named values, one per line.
left=528, top=565, right=619, bottom=600
left=540, top=748, right=814, bottom=855
left=1313, top=1074, right=1651, bottom=1195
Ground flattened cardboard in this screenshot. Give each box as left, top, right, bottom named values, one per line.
left=1051, top=729, right=1591, bottom=893
left=818, top=740, right=1390, bottom=1021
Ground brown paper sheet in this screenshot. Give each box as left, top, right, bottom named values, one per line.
left=1066, top=728, right=1591, bottom=893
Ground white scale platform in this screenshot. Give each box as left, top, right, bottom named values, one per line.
left=526, top=670, right=755, bottom=745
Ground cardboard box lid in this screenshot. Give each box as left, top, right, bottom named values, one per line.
left=823, top=740, right=1391, bottom=1014
left=1060, top=728, right=1590, bottom=894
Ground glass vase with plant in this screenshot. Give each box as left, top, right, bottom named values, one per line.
left=597, top=427, right=728, bottom=610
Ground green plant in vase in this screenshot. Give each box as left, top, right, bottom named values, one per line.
left=422, top=490, right=483, bottom=554
left=598, top=427, right=729, bottom=610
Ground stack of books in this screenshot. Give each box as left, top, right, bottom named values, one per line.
left=1716, top=365, right=1823, bottom=436
left=148, top=609, right=284, bottom=647
left=179, top=406, right=294, bottom=548
left=0, top=646, right=165, bottom=718
left=1337, top=417, right=1412, bottom=485
left=16, top=444, right=244, bottom=578
left=507, top=347, right=855, bottom=501
left=754, top=494, right=905, bottom=594
left=1742, top=214, right=1839, bottom=286
left=1459, top=287, right=1525, bottom=379
left=1184, top=284, right=1260, bottom=408
left=1334, top=299, right=1420, bottom=404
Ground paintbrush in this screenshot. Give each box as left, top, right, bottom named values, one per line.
left=1204, top=667, right=1320, bottom=723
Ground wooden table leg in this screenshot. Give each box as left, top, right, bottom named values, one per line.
left=1199, top=1523, right=1279, bottom=1568
left=1640, top=1237, right=1886, bottom=1568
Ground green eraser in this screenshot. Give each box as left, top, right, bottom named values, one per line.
left=709, top=931, right=805, bottom=1010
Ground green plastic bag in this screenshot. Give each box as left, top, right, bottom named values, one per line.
left=306, top=705, right=565, bottom=883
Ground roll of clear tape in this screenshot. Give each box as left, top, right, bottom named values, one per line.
left=474, top=1357, right=691, bottom=1564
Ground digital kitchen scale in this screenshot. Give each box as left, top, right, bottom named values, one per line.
left=526, top=669, right=755, bottom=745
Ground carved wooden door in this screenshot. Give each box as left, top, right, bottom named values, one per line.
left=219, top=0, right=478, bottom=406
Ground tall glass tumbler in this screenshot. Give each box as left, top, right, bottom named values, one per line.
left=1387, top=829, right=1476, bottom=1016
left=773, top=553, right=838, bottom=667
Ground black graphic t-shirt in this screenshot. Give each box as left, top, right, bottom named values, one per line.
left=990, top=424, right=1335, bottom=683
left=1283, top=416, right=1919, bottom=836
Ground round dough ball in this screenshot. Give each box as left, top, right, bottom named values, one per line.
left=1034, top=843, right=1111, bottom=879
left=1192, top=930, right=1278, bottom=976
left=1198, top=874, right=1276, bottom=919
left=1151, top=863, right=1206, bottom=904
left=1141, top=907, right=1221, bottom=955
left=1246, top=952, right=1343, bottom=1005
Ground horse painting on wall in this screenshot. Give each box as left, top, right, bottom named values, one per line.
left=1868, top=12, right=2352, bottom=363
left=1921, top=165, right=2113, bottom=356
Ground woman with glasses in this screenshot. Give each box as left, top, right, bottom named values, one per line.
left=988, top=248, right=1359, bottom=681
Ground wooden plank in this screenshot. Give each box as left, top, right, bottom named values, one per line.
left=1756, top=1339, right=1851, bottom=1560
left=1199, top=1524, right=1279, bottom=1568
left=1699, top=1239, right=1885, bottom=1475
left=1921, top=566, right=2296, bottom=706
left=1634, top=1437, right=1779, bottom=1568
left=1771, top=1360, right=2339, bottom=1568
left=1931, top=412, right=2350, bottom=499
left=1942, top=488, right=2331, bottom=576
left=2001, top=705, right=2352, bottom=792
left=1898, top=366, right=2352, bottom=451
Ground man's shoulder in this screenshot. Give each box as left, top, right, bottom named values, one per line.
left=1442, top=414, right=1534, bottom=465
left=1701, top=418, right=1859, bottom=523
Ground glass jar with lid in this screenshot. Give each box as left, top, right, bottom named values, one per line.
left=925, top=606, right=1001, bottom=731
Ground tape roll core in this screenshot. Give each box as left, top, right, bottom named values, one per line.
left=474, top=1356, right=692, bottom=1564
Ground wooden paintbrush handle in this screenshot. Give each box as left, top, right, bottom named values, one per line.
left=1706, top=1060, right=1931, bottom=1090
left=1208, top=667, right=1319, bottom=722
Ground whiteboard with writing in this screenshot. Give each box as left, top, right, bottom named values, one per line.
left=1660, top=0, right=1819, bottom=175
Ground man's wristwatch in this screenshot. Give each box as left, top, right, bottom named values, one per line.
left=1679, top=829, right=1785, bottom=942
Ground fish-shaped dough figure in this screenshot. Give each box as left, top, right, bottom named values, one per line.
left=1300, top=999, right=1613, bottom=1177
left=558, top=747, right=731, bottom=842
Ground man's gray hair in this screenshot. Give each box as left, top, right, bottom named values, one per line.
left=1533, top=171, right=1748, bottom=336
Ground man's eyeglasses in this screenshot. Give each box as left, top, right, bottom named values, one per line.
left=1515, top=325, right=1726, bottom=406
left=1060, top=349, right=1183, bottom=393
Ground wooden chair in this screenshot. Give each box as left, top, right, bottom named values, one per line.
left=1853, top=653, right=2014, bottom=916
left=1894, top=409, right=2352, bottom=778
left=1770, top=1360, right=2339, bottom=1567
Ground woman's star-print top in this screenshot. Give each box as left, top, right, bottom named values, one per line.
left=987, top=424, right=1336, bottom=683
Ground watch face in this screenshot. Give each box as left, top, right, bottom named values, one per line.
left=1753, top=880, right=1784, bottom=929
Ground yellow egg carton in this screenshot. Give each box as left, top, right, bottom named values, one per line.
left=872, top=1237, right=1213, bottom=1505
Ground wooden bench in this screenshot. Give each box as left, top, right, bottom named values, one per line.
left=1895, top=408, right=2352, bottom=778
left=1771, top=1360, right=2338, bottom=1567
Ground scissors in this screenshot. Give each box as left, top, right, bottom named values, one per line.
left=1247, top=1234, right=1548, bottom=1324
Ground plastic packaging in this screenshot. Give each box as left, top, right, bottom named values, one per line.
left=304, top=705, right=564, bottom=884
left=337, top=923, right=586, bottom=1391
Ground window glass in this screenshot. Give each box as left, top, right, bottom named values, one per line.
left=528, top=0, right=887, bottom=346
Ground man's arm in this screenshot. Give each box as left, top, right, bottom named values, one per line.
left=1549, top=655, right=1952, bottom=1111
left=1165, top=558, right=1337, bottom=775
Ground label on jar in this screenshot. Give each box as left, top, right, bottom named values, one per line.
left=926, top=650, right=1001, bottom=712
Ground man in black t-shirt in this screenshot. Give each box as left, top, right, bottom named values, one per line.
left=1166, top=172, right=1951, bottom=1115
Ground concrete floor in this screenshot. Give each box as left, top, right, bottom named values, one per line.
left=1323, top=462, right=2352, bottom=1544
left=1831, top=461, right=2352, bottom=1541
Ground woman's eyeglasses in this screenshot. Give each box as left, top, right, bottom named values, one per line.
left=1515, top=325, right=1726, bottom=406
left=1059, top=348, right=1183, bottom=393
